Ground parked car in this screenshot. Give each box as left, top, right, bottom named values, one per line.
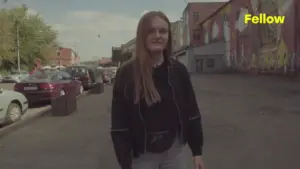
left=0, top=88, right=28, bottom=125
left=101, top=70, right=110, bottom=83
left=96, top=67, right=109, bottom=83
left=65, top=65, right=102, bottom=89
left=104, top=67, right=117, bottom=83
left=2, top=70, right=29, bottom=83
left=14, top=70, right=83, bottom=105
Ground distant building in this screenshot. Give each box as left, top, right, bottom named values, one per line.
left=99, top=57, right=112, bottom=65
left=121, top=38, right=136, bottom=57
left=176, top=2, right=226, bottom=72
left=112, top=46, right=122, bottom=62
left=171, top=20, right=184, bottom=54
left=48, top=47, right=80, bottom=66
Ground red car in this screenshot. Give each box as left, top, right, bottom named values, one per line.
left=14, top=70, right=83, bottom=105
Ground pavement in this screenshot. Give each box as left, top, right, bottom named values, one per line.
left=0, top=82, right=87, bottom=137
left=0, top=74, right=299, bottom=169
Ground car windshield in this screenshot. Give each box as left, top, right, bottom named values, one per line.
left=26, top=70, right=57, bottom=80
left=11, top=71, right=27, bottom=75
left=66, top=67, right=88, bottom=76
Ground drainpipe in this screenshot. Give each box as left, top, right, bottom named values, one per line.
left=294, top=1, right=298, bottom=75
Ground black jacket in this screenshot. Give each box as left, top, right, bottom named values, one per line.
left=110, top=59, right=203, bottom=169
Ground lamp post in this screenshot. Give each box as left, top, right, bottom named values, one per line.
left=57, top=47, right=61, bottom=69
left=97, top=34, right=100, bottom=66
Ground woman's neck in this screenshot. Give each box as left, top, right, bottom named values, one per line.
left=152, top=54, right=164, bottom=67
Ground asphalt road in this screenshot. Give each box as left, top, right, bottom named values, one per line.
left=0, top=74, right=300, bottom=169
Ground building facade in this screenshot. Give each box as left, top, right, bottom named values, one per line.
left=99, top=57, right=112, bottom=65
left=111, top=46, right=122, bottom=62
left=178, top=2, right=226, bottom=72
left=121, top=38, right=136, bottom=57
left=171, top=20, right=184, bottom=53
left=48, top=47, right=80, bottom=66
left=197, top=0, right=299, bottom=75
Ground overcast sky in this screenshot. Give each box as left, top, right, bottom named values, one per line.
left=1, top=0, right=228, bottom=61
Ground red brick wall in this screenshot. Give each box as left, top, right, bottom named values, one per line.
left=186, top=2, right=226, bottom=46
left=48, top=47, right=79, bottom=66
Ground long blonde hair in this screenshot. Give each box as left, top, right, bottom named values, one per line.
left=131, top=11, right=172, bottom=106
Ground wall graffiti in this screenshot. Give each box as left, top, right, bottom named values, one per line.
left=199, top=0, right=298, bottom=74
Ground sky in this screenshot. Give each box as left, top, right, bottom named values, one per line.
left=1, top=0, right=228, bottom=61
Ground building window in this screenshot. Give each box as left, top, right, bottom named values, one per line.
left=193, top=29, right=201, bottom=40
left=207, top=59, right=214, bottom=68
left=193, top=12, right=199, bottom=22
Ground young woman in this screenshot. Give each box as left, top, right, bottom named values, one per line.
left=111, top=11, right=204, bottom=169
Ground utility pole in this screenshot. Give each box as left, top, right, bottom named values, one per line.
left=16, top=22, right=20, bottom=72
left=97, top=34, right=101, bottom=66
left=57, top=48, right=61, bottom=70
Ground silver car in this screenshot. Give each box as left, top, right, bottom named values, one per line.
left=0, top=88, right=28, bottom=125
left=2, top=71, right=29, bottom=83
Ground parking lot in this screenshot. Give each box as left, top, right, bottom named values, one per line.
left=0, top=74, right=299, bottom=169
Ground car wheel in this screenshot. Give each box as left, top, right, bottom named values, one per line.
left=60, top=89, right=66, bottom=96
left=5, top=102, right=22, bottom=124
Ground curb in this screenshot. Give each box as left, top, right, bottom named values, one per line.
left=0, top=91, right=90, bottom=139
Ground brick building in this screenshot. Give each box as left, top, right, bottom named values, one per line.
left=182, top=2, right=226, bottom=47
left=111, top=46, right=122, bottom=62
left=175, top=2, right=226, bottom=72
left=48, top=47, right=80, bottom=66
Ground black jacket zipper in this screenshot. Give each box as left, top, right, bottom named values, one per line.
left=167, top=66, right=183, bottom=141
left=138, top=102, right=147, bottom=153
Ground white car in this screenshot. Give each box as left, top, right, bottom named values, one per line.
left=2, top=70, right=29, bottom=83
left=0, top=88, right=28, bottom=125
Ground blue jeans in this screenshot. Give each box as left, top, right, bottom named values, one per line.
left=132, top=137, right=187, bottom=169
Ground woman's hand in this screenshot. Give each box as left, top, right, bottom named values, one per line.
left=193, top=155, right=204, bottom=169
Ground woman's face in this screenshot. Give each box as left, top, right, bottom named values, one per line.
left=146, top=16, right=169, bottom=54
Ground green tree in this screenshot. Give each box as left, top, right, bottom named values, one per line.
left=0, top=5, right=59, bottom=71
left=0, top=9, right=15, bottom=62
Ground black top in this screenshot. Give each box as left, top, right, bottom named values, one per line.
left=141, top=60, right=180, bottom=132
left=110, top=59, right=203, bottom=169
